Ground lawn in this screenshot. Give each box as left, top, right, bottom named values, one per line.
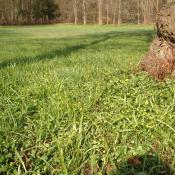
left=0, top=24, right=174, bottom=175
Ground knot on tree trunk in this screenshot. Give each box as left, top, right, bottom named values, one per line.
left=140, top=2, right=175, bottom=80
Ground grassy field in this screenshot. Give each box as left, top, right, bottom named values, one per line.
left=0, top=24, right=175, bottom=175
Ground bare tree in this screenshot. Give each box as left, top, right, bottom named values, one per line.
left=73, top=0, right=78, bottom=24
left=112, top=0, right=117, bottom=24
left=82, top=0, right=87, bottom=24
left=140, top=0, right=154, bottom=24
left=117, top=0, right=121, bottom=24
left=137, top=0, right=141, bottom=24
left=98, top=0, right=103, bottom=25
left=0, top=0, right=170, bottom=25
left=106, top=0, right=109, bottom=24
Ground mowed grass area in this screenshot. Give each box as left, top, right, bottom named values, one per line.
left=0, top=24, right=175, bottom=174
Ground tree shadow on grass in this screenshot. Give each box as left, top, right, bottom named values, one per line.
left=0, top=32, right=113, bottom=69
left=110, top=153, right=173, bottom=175
left=0, top=30, right=153, bottom=69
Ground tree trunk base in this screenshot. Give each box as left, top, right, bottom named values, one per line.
left=140, top=2, right=175, bottom=80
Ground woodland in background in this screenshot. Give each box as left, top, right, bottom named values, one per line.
left=0, top=0, right=174, bottom=25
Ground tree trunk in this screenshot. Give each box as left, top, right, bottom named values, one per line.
left=137, top=13, right=140, bottom=25
left=112, top=0, right=117, bottom=25
left=143, top=13, right=147, bottom=24
left=117, top=0, right=121, bottom=25
left=137, top=0, right=140, bottom=25
left=28, top=0, right=32, bottom=24
left=140, top=0, right=152, bottom=24
left=98, top=0, right=103, bottom=25
left=106, top=0, right=109, bottom=24
left=140, top=2, right=175, bottom=80
left=155, top=0, right=159, bottom=21
left=73, top=0, right=78, bottom=24
left=82, top=0, right=87, bottom=24
left=11, top=0, right=16, bottom=24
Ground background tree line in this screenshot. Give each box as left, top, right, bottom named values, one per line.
left=0, top=0, right=174, bottom=25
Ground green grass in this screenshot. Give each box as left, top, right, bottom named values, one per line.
left=0, top=24, right=174, bottom=175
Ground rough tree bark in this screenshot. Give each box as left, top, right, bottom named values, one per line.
left=140, top=2, right=175, bottom=80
